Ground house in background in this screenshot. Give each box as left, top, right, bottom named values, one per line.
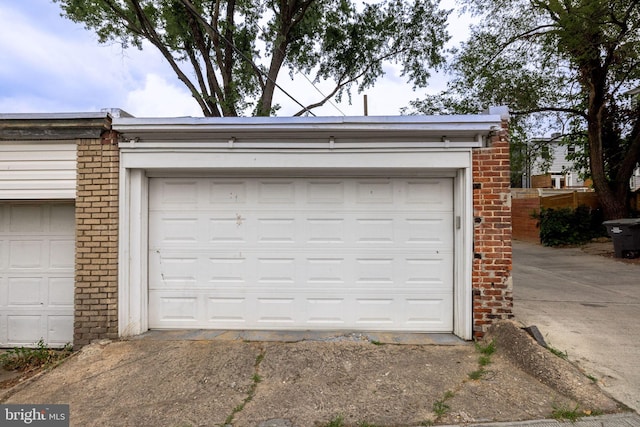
left=1, top=110, right=513, bottom=348
left=625, top=86, right=640, bottom=192
left=631, top=168, right=640, bottom=192
left=525, top=134, right=588, bottom=190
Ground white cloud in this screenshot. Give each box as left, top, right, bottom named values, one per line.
left=0, top=2, right=170, bottom=113
left=124, top=74, right=204, bottom=117
left=0, top=0, right=475, bottom=117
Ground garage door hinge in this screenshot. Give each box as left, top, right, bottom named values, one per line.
left=456, top=216, right=461, bottom=229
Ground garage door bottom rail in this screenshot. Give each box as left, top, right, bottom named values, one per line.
left=133, top=329, right=467, bottom=345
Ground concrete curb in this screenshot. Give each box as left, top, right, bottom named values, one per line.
left=438, top=412, right=640, bottom=427
left=485, top=320, right=621, bottom=412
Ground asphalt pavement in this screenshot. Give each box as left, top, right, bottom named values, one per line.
left=512, top=240, right=640, bottom=412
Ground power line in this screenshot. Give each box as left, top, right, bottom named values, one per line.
left=294, top=63, right=347, bottom=116
left=250, top=19, right=346, bottom=116
left=180, top=0, right=316, bottom=116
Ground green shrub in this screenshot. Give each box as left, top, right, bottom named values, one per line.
left=536, top=205, right=606, bottom=246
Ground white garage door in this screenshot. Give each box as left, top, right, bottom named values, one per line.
left=149, top=177, right=454, bottom=331
left=0, top=203, right=75, bottom=347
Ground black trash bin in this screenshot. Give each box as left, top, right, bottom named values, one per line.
left=602, top=218, right=640, bottom=259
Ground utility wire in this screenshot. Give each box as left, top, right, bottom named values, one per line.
left=179, top=0, right=316, bottom=116
left=284, top=52, right=347, bottom=116
left=248, top=18, right=346, bottom=116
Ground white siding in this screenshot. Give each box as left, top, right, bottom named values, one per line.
left=530, top=142, right=585, bottom=188
left=632, top=167, right=640, bottom=191
left=0, top=143, right=76, bottom=199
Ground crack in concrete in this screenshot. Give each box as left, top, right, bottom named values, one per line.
left=223, top=344, right=266, bottom=426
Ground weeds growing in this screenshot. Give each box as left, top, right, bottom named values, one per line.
left=551, top=403, right=582, bottom=422
left=0, top=339, right=73, bottom=372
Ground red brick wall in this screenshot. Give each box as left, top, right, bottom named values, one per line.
left=74, top=130, right=119, bottom=346
left=472, top=120, right=513, bottom=339
left=512, top=198, right=540, bottom=243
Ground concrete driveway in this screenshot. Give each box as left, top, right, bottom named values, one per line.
left=512, top=240, right=640, bottom=412
left=0, top=324, right=623, bottom=426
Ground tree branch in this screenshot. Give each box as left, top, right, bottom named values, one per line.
left=185, top=11, right=225, bottom=116
left=180, top=0, right=266, bottom=89
left=511, top=106, right=588, bottom=119
left=294, top=50, right=399, bottom=116
left=125, top=0, right=215, bottom=116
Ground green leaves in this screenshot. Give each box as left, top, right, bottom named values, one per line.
left=53, top=0, right=450, bottom=117
left=412, top=0, right=640, bottom=219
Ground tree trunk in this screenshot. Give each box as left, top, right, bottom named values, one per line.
left=582, top=59, right=631, bottom=221
left=597, top=187, right=629, bottom=220
left=587, top=112, right=630, bottom=220
left=256, top=46, right=286, bottom=116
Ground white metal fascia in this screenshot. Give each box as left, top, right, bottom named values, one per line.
left=113, top=115, right=501, bottom=148
left=119, top=149, right=474, bottom=171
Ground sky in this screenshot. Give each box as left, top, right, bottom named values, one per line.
left=0, top=0, right=471, bottom=118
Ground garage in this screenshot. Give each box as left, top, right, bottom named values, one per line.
left=116, top=115, right=505, bottom=340
left=0, top=135, right=78, bottom=347
left=148, top=176, right=453, bottom=331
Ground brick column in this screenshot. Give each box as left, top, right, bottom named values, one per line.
left=75, top=130, right=119, bottom=346
left=472, top=119, right=513, bottom=339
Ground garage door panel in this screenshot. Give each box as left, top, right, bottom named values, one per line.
left=149, top=177, right=454, bottom=332
left=0, top=242, right=5, bottom=270
left=404, top=257, right=452, bottom=286
left=150, top=289, right=453, bottom=331
left=149, top=252, right=199, bottom=287
left=210, top=181, right=248, bottom=204
left=257, top=218, right=296, bottom=243
left=152, top=251, right=452, bottom=291
left=154, top=217, right=200, bottom=244
left=151, top=178, right=453, bottom=211
left=405, top=180, right=453, bottom=207
left=0, top=203, right=74, bottom=347
left=256, top=257, right=296, bottom=284
left=154, top=296, right=200, bottom=322
left=7, top=315, right=42, bottom=344
left=258, top=181, right=296, bottom=204
left=46, top=315, right=74, bottom=344
left=50, top=205, right=75, bottom=232
left=151, top=213, right=453, bottom=249
left=48, top=277, right=74, bottom=306
left=403, top=217, right=453, bottom=246
left=8, top=277, right=41, bottom=305
left=9, top=205, right=45, bottom=232
left=355, top=180, right=394, bottom=204
left=208, top=297, right=246, bottom=323
left=50, top=240, right=74, bottom=269
left=156, top=179, right=200, bottom=205
left=208, top=257, right=246, bottom=284
left=403, top=298, right=452, bottom=327
left=9, top=240, right=43, bottom=269
left=306, top=181, right=345, bottom=204
left=306, top=257, right=345, bottom=285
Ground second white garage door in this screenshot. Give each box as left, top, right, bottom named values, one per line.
left=148, top=177, right=454, bottom=331
left=0, top=203, right=75, bottom=347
